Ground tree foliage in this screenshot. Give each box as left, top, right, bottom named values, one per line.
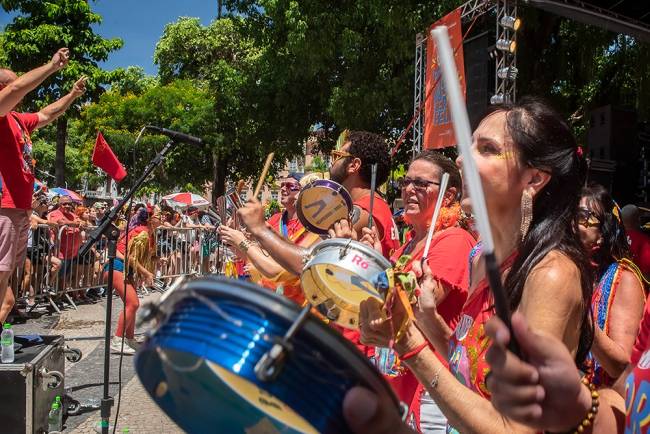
left=0, top=0, right=123, bottom=185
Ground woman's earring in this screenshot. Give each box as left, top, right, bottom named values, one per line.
left=520, top=190, right=533, bottom=240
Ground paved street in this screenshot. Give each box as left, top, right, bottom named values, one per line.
left=13, top=292, right=183, bottom=433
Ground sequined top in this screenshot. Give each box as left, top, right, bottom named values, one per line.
left=448, top=247, right=518, bottom=399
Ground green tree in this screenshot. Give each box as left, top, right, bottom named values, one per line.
left=78, top=79, right=218, bottom=192
left=154, top=16, right=319, bottom=201
left=1, top=0, right=123, bottom=186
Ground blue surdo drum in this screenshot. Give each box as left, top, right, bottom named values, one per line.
left=135, top=276, right=401, bottom=433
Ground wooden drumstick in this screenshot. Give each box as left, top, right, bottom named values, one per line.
left=368, top=163, right=378, bottom=229
left=422, top=172, right=450, bottom=260
left=253, top=152, right=275, bottom=199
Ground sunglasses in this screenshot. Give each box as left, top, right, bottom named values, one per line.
left=577, top=208, right=601, bottom=228
left=330, top=149, right=353, bottom=163
left=398, top=177, right=440, bottom=191
left=280, top=182, right=301, bottom=192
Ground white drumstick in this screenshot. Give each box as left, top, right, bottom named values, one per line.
left=422, top=172, right=450, bottom=260
left=432, top=25, right=520, bottom=355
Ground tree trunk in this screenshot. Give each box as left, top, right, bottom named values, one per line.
left=211, top=151, right=227, bottom=204
left=55, top=116, right=67, bottom=187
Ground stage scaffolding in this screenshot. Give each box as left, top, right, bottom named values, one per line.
left=413, top=0, right=517, bottom=153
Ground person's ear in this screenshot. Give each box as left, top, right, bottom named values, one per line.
left=524, top=168, right=551, bottom=198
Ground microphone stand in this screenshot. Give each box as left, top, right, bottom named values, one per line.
left=78, top=139, right=177, bottom=434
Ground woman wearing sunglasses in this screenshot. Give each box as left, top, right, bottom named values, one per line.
left=577, top=183, right=645, bottom=387
left=363, top=150, right=476, bottom=432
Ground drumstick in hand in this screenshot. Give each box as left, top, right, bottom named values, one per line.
left=422, top=172, right=449, bottom=260
left=253, top=152, right=275, bottom=199
left=368, top=163, right=378, bottom=229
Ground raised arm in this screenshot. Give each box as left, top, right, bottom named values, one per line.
left=238, top=199, right=308, bottom=276
left=0, top=48, right=70, bottom=116
left=36, top=76, right=86, bottom=128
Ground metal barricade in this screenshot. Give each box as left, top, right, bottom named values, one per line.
left=9, top=222, right=229, bottom=313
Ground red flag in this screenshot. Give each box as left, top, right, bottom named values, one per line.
left=92, top=131, right=127, bottom=182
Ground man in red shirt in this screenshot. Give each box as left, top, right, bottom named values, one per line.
left=0, top=48, right=87, bottom=322
left=622, top=204, right=650, bottom=280
left=238, top=130, right=399, bottom=275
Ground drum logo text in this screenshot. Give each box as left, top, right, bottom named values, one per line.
left=351, top=254, right=369, bottom=269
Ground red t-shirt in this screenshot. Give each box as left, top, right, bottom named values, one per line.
left=0, top=112, right=40, bottom=210
left=48, top=209, right=82, bottom=259
left=388, top=227, right=475, bottom=424
left=266, top=212, right=305, bottom=240
left=354, top=193, right=400, bottom=258
left=627, top=229, right=650, bottom=279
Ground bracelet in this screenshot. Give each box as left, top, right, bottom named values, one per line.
left=399, top=341, right=429, bottom=361
left=570, top=378, right=599, bottom=434
left=238, top=239, right=251, bottom=252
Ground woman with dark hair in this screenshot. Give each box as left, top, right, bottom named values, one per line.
left=578, top=183, right=645, bottom=386
left=358, top=96, right=594, bottom=433
left=104, top=207, right=161, bottom=354
left=359, top=149, right=475, bottom=432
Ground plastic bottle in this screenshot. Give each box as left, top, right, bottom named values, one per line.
left=48, top=402, right=60, bottom=433
left=55, top=395, right=63, bottom=428
left=1, top=323, right=14, bottom=363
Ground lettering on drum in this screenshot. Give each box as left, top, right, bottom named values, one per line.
left=304, top=199, right=327, bottom=218
left=316, top=203, right=344, bottom=225
left=351, top=254, right=369, bottom=270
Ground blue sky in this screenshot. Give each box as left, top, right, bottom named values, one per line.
left=0, top=0, right=218, bottom=76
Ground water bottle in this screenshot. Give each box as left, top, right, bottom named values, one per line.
left=55, top=395, right=63, bottom=428
left=48, top=402, right=60, bottom=432
left=1, top=323, right=14, bottom=363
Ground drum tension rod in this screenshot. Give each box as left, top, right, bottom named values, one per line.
left=255, top=304, right=312, bottom=382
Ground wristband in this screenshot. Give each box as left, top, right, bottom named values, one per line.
left=399, top=341, right=429, bottom=361
left=238, top=239, right=251, bottom=252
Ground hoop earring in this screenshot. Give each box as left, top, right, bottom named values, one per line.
left=520, top=190, right=533, bottom=240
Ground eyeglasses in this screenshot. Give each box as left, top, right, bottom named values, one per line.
left=398, top=177, right=440, bottom=191
left=330, top=149, right=353, bottom=164
left=280, top=182, right=301, bottom=192
left=577, top=208, right=601, bottom=228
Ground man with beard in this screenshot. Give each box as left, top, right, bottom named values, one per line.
left=238, top=130, right=399, bottom=275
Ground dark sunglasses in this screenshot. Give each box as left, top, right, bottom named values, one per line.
left=280, top=182, right=301, bottom=191
left=577, top=208, right=601, bottom=228
left=398, top=177, right=440, bottom=191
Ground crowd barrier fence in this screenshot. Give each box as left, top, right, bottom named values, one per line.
left=8, top=224, right=231, bottom=313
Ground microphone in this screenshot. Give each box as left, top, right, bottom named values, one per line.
left=146, top=125, right=204, bottom=146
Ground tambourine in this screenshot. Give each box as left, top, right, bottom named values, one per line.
left=301, top=238, right=392, bottom=329
left=296, top=179, right=353, bottom=235
left=135, top=276, right=401, bottom=434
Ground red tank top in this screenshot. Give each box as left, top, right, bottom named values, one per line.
left=354, top=193, right=399, bottom=258
left=448, top=249, right=517, bottom=399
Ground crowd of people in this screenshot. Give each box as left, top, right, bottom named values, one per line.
left=3, top=47, right=650, bottom=434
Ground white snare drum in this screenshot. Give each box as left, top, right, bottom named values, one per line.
left=301, top=238, right=391, bottom=329
left=296, top=180, right=353, bottom=235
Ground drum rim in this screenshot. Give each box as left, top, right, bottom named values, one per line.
left=174, top=276, right=400, bottom=410
left=308, top=238, right=392, bottom=268
left=297, top=180, right=353, bottom=235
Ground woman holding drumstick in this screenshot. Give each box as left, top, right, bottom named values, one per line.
left=358, top=97, right=594, bottom=434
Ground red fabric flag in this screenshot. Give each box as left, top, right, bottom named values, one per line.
left=92, top=131, right=127, bottom=182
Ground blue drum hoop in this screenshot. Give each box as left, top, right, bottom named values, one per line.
left=296, top=179, right=353, bottom=235
left=135, top=276, right=400, bottom=434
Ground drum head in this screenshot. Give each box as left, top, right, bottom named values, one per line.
left=135, top=277, right=398, bottom=434
left=297, top=180, right=352, bottom=235
left=302, top=239, right=391, bottom=329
